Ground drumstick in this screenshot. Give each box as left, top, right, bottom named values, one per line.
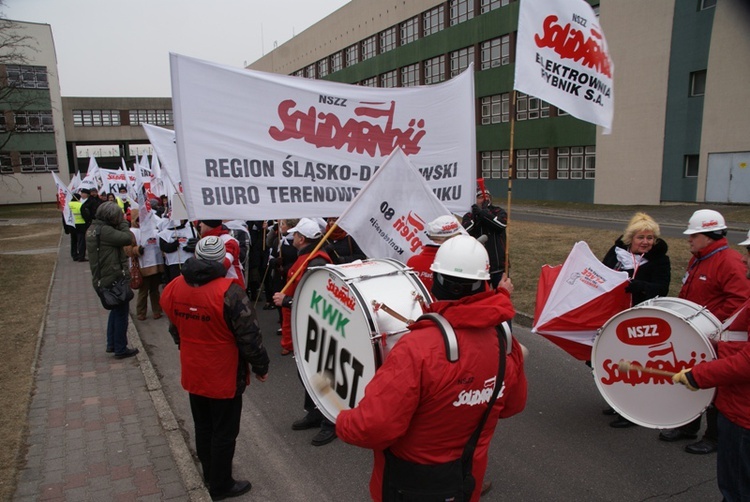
left=310, top=372, right=344, bottom=412
left=618, top=359, right=676, bottom=378
left=372, top=301, right=413, bottom=324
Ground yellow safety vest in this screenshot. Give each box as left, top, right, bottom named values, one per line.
left=68, top=200, right=85, bottom=225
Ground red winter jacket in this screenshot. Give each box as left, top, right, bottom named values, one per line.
left=691, top=340, right=750, bottom=430
left=406, top=244, right=438, bottom=292
left=679, top=238, right=750, bottom=321
left=336, top=288, right=527, bottom=502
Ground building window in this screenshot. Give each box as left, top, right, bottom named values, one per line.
left=481, top=35, right=510, bottom=70
left=73, top=110, right=122, bottom=127
left=318, top=59, right=329, bottom=78
left=481, top=150, right=509, bottom=179
left=361, top=35, right=377, bottom=61
left=293, top=69, right=304, bottom=78
left=304, top=64, right=316, bottom=79
left=516, top=148, right=549, bottom=180
left=400, top=16, right=419, bottom=45
left=5, top=65, right=49, bottom=89
left=450, top=0, right=474, bottom=26
left=424, top=55, right=446, bottom=85
left=330, top=52, right=343, bottom=73
left=423, top=5, right=445, bottom=37
left=685, top=155, right=699, bottom=177
left=345, top=44, right=359, bottom=67
left=690, top=70, right=707, bottom=96
left=700, top=0, right=717, bottom=9
left=556, top=146, right=595, bottom=180
left=380, top=70, right=398, bottom=88
left=128, top=109, right=173, bottom=126
left=380, top=27, right=397, bottom=54
left=450, top=46, right=475, bottom=77
left=13, top=110, right=54, bottom=132
left=0, top=114, right=6, bottom=133
left=19, top=151, right=58, bottom=173
left=401, top=63, right=420, bottom=87
left=480, top=93, right=510, bottom=124
left=360, top=76, right=377, bottom=87
left=480, top=0, right=511, bottom=13
left=0, top=153, right=12, bottom=174
left=516, top=93, right=550, bottom=121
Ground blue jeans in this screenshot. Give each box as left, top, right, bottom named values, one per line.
left=717, top=411, right=750, bottom=502
left=107, top=301, right=130, bottom=354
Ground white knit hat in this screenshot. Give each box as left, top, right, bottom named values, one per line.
left=195, top=236, right=226, bottom=261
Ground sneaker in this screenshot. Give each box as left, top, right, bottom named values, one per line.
left=114, top=348, right=139, bottom=359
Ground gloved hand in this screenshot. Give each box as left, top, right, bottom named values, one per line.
left=471, top=204, right=481, bottom=217
left=183, top=237, right=199, bottom=253
left=672, top=369, right=699, bottom=391
left=625, top=279, right=644, bottom=293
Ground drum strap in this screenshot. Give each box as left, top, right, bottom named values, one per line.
left=416, top=314, right=513, bottom=363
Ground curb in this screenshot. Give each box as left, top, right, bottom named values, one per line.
left=128, top=320, right=212, bottom=502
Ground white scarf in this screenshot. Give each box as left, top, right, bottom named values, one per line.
left=615, top=246, right=648, bottom=273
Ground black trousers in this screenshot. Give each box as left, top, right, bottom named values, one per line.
left=189, top=392, right=243, bottom=494
left=74, top=224, right=87, bottom=260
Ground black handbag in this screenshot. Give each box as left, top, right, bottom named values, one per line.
left=93, top=227, right=134, bottom=310
left=381, top=317, right=508, bottom=502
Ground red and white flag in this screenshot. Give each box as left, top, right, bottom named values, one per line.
left=52, top=172, right=75, bottom=227
left=532, top=241, right=630, bottom=360
left=336, top=147, right=459, bottom=263
left=515, top=0, right=614, bottom=131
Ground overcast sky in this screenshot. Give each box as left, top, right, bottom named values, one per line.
left=4, top=0, right=350, bottom=97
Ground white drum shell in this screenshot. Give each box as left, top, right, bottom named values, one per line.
left=292, top=259, right=431, bottom=423
left=592, top=297, right=718, bottom=429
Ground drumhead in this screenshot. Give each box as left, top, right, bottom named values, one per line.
left=292, top=259, right=430, bottom=422
left=593, top=300, right=717, bottom=429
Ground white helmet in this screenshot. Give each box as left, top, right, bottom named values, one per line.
left=683, top=209, right=727, bottom=235
left=430, top=235, right=490, bottom=281
left=426, top=215, right=462, bottom=240
left=739, top=230, right=750, bottom=246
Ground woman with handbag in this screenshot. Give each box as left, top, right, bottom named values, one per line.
left=85, top=201, right=139, bottom=359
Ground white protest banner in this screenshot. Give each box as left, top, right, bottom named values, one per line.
left=170, top=53, right=475, bottom=220
left=142, top=124, right=188, bottom=221
left=52, top=172, right=75, bottom=227
left=515, top=0, right=614, bottom=131
left=336, top=147, right=460, bottom=262
left=100, top=168, right=137, bottom=196
left=67, top=172, right=81, bottom=192
left=80, top=156, right=100, bottom=192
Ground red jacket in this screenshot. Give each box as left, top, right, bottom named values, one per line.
left=679, top=238, right=750, bottom=321
left=161, top=275, right=239, bottom=399
left=406, top=244, right=438, bottom=292
left=336, top=288, right=527, bottom=502
left=691, top=340, right=750, bottom=429
left=201, top=225, right=245, bottom=288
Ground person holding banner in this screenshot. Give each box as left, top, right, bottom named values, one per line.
left=336, top=235, right=527, bottom=501
left=406, top=214, right=463, bottom=292
left=672, top=230, right=750, bottom=501
left=462, top=189, right=508, bottom=289
left=159, top=220, right=196, bottom=284
left=160, top=236, right=269, bottom=500
left=322, top=217, right=367, bottom=265
left=128, top=209, right=165, bottom=321
left=68, top=192, right=88, bottom=262
left=272, top=218, right=336, bottom=446
left=660, top=210, right=750, bottom=455
left=601, top=212, right=671, bottom=428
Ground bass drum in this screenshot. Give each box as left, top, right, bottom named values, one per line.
left=292, top=259, right=431, bottom=423
left=592, top=297, right=719, bottom=429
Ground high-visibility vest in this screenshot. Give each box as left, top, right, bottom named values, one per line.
left=68, top=200, right=85, bottom=225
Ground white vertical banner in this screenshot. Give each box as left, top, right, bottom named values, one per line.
left=52, top=172, right=75, bottom=227
left=515, top=0, right=614, bottom=131
left=336, top=148, right=459, bottom=262
left=170, top=53, right=475, bottom=220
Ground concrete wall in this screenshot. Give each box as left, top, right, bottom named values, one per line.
left=594, top=0, right=675, bottom=205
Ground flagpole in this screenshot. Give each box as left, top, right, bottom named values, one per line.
left=279, top=222, right=337, bottom=296
left=505, top=90, right=517, bottom=276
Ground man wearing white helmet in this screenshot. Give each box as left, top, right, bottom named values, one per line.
left=337, top=235, right=527, bottom=501
left=659, top=209, right=750, bottom=454
left=672, top=229, right=750, bottom=500
left=406, top=214, right=463, bottom=291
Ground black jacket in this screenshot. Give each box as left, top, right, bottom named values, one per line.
left=602, top=237, right=671, bottom=306
left=462, top=202, right=508, bottom=275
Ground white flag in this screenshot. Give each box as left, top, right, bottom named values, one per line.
left=67, top=172, right=81, bottom=192
left=337, top=148, right=458, bottom=263
left=515, top=0, right=614, bottom=131
left=52, top=172, right=75, bottom=227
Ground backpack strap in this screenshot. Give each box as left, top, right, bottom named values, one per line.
left=416, top=313, right=459, bottom=362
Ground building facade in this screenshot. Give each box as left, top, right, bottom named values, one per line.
left=0, top=20, right=68, bottom=205
left=250, top=0, right=750, bottom=205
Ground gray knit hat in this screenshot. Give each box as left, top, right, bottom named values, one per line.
left=195, top=236, right=226, bottom=262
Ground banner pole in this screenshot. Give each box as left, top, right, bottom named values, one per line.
left=505, top=90, right=517, bottom=276
left=279, top=222, right=337, bottom=296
